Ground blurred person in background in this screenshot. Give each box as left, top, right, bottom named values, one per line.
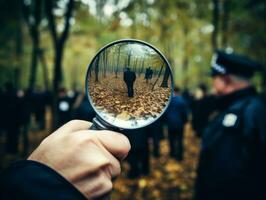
left=1, top=82, right=21, bottom=154
left=191, top=83, right=216, bottom=137
left=57, top=87, right=72, bottom=127
left=166, top=86, right=189, bottom=161
left=71, top=92, right=96, bottom=122
left=195, top=51, right=266, bottom=200
left=32, top=87, right=47, bottom=130
left=123, top=129, right=150, bottom=178
left=145, top=119, right=164, bottom=158
left=16, top=89, right=32, bottom=156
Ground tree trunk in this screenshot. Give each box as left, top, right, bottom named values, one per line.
left=221, top=0, right=229, bottom=48
left=115, top=45, right=121, bottom=78
left=15, top=0, right=23, bottom=88
left=45, top=0, right=74, bottom=130
left=95, top=56, right=99, bottom=82
left=29, top=38, right=39, bottom=90
left=23, top=0, right=42, bottom=90
left=212, top=0, right=219, bottom=50
left=161, top=66, right=170, bottom=88
left=39, top=49, right=49, bottom=90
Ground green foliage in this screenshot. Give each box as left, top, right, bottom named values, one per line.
left=0, top=0, right=265, bottom=91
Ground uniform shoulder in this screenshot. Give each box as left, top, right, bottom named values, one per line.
left=243, top=96, right=266, bottom=121
left=246, top=96, right=266, bottom=110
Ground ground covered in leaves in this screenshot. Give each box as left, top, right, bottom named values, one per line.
left=88, top=73, right=171, bottom=121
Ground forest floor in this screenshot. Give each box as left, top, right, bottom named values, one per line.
left=112, top=124, right=200, bottom=200
left=0, top=112, right=200, bottom=200
left=88, top=74, right=171, bottom=121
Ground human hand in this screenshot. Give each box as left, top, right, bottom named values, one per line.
left=28, top=120, right=131, bottom=199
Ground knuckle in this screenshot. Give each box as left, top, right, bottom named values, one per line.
left=73, top=132, right=96, bottom=146
left=112, top=160, right=121, bottom=176
left=68, top=119, right=81, bottom=126
left=104, top=180, right=113, bottom=191
left=122, top=135, right=131, bottom=151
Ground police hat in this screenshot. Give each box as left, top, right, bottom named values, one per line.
left=210, top=50, right=262, bottom=78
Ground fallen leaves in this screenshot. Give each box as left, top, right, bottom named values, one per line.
left=88, top=73, right=171, bottom=122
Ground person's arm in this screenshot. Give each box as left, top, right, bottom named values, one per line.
left=0, top=120, right=131, bottom=200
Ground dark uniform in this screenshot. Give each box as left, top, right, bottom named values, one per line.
left=57, top=88, right=72, bottom=127
left=32, top=90, right=47, bottom=130
left=145, top=119, right=163, bottom=157
left=0, top=160, right=86, bottom=200
left=123, top=129, right=150, bottom=178
left=195, top=51, right=266, bottom=200
left=123, top=68, right=136, bottom=97
left=166, top=90, right=189, bottom=161
left=192, top=94, right=216, bottom=137
left=72, top=95, right=96, bottom=122
left=1, top=83, right=20, bottom=154
left=145, top=67, right=153, bottom=83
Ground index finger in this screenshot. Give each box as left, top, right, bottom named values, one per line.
left=95, top=130, right=131, bottom=161
left=55, top=120, right=92, bottom=134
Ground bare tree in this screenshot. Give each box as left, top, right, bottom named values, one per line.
left=94, top=56, right=99, bottom=82
left=221, top=0, right=230, bottom=48
left=45, top=0, right=74, bottom=128
left=160, top=66, right=170, bottom=88
left=212, top=0, right=220, bottom=50
left=115, top=45, right=121, bottom=78
left=22, top=0, right=42, bottom=90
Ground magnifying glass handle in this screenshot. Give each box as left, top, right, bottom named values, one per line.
left=89, top=117, right=108, bottom=130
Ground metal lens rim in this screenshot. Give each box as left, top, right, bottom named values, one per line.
left=85, top=38, right=174, bottom=130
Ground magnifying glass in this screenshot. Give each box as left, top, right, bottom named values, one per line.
left=85, top=39, right=173, bottom=131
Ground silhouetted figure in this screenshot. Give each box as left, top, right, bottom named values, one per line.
left=71, top=94, right=96, bottom=122
left=145, top=67, right=153, bottom=83
left=145, top=119, right=163, bottom=157
left=195, top=51, right=266, bottom=200
left=166, top=87, right=189, bottom=161
left=182, top=88, right=194, bottom=109
left=57, top=88, right=72, bottom=127
left=123, top=129, right=150, bottom=178
left=17, top=89, right=32, bottom=156
left=0, top=88, right=4, bottom=133
left=123, top=67, right=136, bottom=97
left=32, top=88, right=47, bottom=130
left=2, top=83, right=20, bottom=154
left=191, top=84, right=216, bottom=137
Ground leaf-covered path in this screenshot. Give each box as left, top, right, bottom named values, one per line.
left=88, top=73, right=171, bottom=121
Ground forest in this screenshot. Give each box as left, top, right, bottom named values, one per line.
left=1, top=0, right=265, bottom=92
left=0, top=1, right=265, bottom=199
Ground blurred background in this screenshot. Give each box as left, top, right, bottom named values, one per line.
left=0, top=0, right=265, bottom=199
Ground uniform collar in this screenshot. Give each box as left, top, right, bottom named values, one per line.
left=216, top=86, right=257, bottom=110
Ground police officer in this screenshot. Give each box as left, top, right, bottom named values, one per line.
left=1, top=82, right=20, bottom=154
left=123, top=67, right=136, bottom=97
left=57, top=88, right=72, bottom=127
left=123, top=128, right=150, bottom=178
left=191, top=84, right=216, bottom=137
left=195, top=51, right=266, bottom=200
left=166, top=86, right=189, bottom=161
left=145, top=67, right=153, bottom=83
